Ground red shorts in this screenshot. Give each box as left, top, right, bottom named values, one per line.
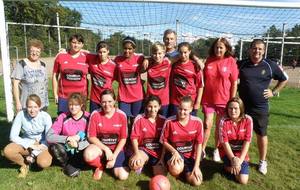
left=202, top=104, right=226, bottom=115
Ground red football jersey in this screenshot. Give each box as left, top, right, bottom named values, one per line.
left=88, top=54, right=117, bottom=104
left=146, top=58, right=172, bottom=106
left=160, top=115, right=204, bottom=159
left=202, top=56, right=238, bottom=106
left=53, top=52, right=89, bottom=98
left=115, top=54, right=144, bottom=103
left=88, top=109, right=127, bottom=151
left=131, top=114, right=166, bottom=158
left=170, top=60, right=203, bottom=106
left=218, top=115, right=253, bottom=161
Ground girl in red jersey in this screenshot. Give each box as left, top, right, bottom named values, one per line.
left=84, top=89, right=129, bottom=181
left=114, top=36, right=144, bottom=123
left=88, top=41, right=116, bottom=112
left=160, top=96, right=203, bottom=186
left=169, top=42, right=203, bottom=117
left=47, top=93, right=90, bottom=177
left=218, top=97, right=252, bottom=184
left=52, top=34, right=89, bottom=114
left=129, top=95, right=166, bottom=175
left=145, top=43, right=172, bottom=117
left=201, top=38, right=238, bottom=161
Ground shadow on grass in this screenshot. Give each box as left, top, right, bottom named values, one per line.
left=270, top=111, right=300, bottom=120
left=136, top=180, right=149, bottom=190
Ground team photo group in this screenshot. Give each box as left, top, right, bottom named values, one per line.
left=3, top=28, right=288, bottom=186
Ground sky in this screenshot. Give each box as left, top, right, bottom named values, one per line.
left=60, top=0, right=300, bottom=42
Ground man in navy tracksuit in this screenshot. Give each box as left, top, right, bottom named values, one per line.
left=238, top=39, right=288, bottom=175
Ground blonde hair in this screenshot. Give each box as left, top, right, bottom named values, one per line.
left=151, top=42, right=166, bottom=54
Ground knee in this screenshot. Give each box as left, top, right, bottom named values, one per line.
left=168, top=163, right=183, bottom=177
left=186, top=172, right=202, bottom=186
left=3, top=145, right=12, bottom=158
left=114, top=168, right=129, bottom=180
left=238, top=175, right=248, bottom=185
left=37, top=157, right=52, bottom=168
left=3, top=144, right=17, bottom=158
left=84, top=146, right=101, bottom=162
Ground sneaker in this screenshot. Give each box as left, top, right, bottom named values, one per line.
left=18, top=165, right=29, bottom=178
left=213, top=149, right=221, bottom=162
left=93, top=168, right=103, bottom=180
left=258, top=160, right=268, bottom=175
left=63, top=164, right=80, bottom=177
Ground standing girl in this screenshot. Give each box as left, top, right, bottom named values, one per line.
left=129, top=95, right=166, bottom=175
left=84, top=89, right=129, bottom=181
left=4, top=94, right=52, bottom=178
left=88, top=41, right=116, bottom=112
left=218, top=97, right=253, bottom=184
left=201, top=38, right=238, bottom=161
left=160, top=96, right=203, bottom=186
left=47, top=93, right=90, bottom=177
left=169, top=42, right=203, bottom=116
left=145, top=43, right=172, bottom=117
left=114, top=36, right=144, bottom=123
left=52, top=34, right=89, bottom=114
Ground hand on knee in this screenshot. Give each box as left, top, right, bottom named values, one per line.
left=168, top=162, right=183, bottom=177
left=188, top=175, right=202, bottom=186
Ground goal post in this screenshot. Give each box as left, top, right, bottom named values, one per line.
left=0, top=0, right=14, bottom=122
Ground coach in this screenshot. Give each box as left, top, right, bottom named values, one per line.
left=238, top=39, right=288, bottom=175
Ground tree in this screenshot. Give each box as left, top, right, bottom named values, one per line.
left=4, top=1, right=100, bottom=58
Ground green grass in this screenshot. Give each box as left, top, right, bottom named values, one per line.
left=0, top=78, right=299, bottom=189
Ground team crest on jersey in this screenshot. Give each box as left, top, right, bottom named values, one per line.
left=98, top=123, right=103, bottom=127
left=189, top=130, right=197, bottom=134
left=64, top=61, right=68, bottom=64
left=113, top=124, right=122, bottom=128
left=173, top=131, right=178, bottom=135
left=222, top=67, right=227, bottom=72
left=207, top=65, right=213, bottom=69
left=227, top=130, right=232, bottom=134
left=142, top=127, right=147, bottom=132
left=261, top=69, right=266, bottom=75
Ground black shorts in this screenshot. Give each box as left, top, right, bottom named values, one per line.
left=249, top=113, right=269, bottom=136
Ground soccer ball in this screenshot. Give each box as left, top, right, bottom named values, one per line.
left=149, top=175, right=171, bottom=190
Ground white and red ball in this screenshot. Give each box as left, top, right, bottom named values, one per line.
left=149, top=175, right=171, bottom=190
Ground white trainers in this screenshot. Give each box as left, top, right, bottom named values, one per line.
left=213, top=149, right=221, bottom=162
left=258, top=160, right=268, bottom=175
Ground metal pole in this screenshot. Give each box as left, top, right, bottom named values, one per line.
left=15, top=46, right=18, bottom=62
left=176, top=19, right=180, bottom=42
left=48, top=30, right=52, bottom=57
left=56, top=10, right=61, bottom=50
left=280, top=23, right=286, bottom=67
left=24, top=25, right=27, bottom=57
left=0, top=0, right=14, bottom=122
left=239, top=39, right=243, bottom=60
left=265, top=32, right=269, bottom=58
